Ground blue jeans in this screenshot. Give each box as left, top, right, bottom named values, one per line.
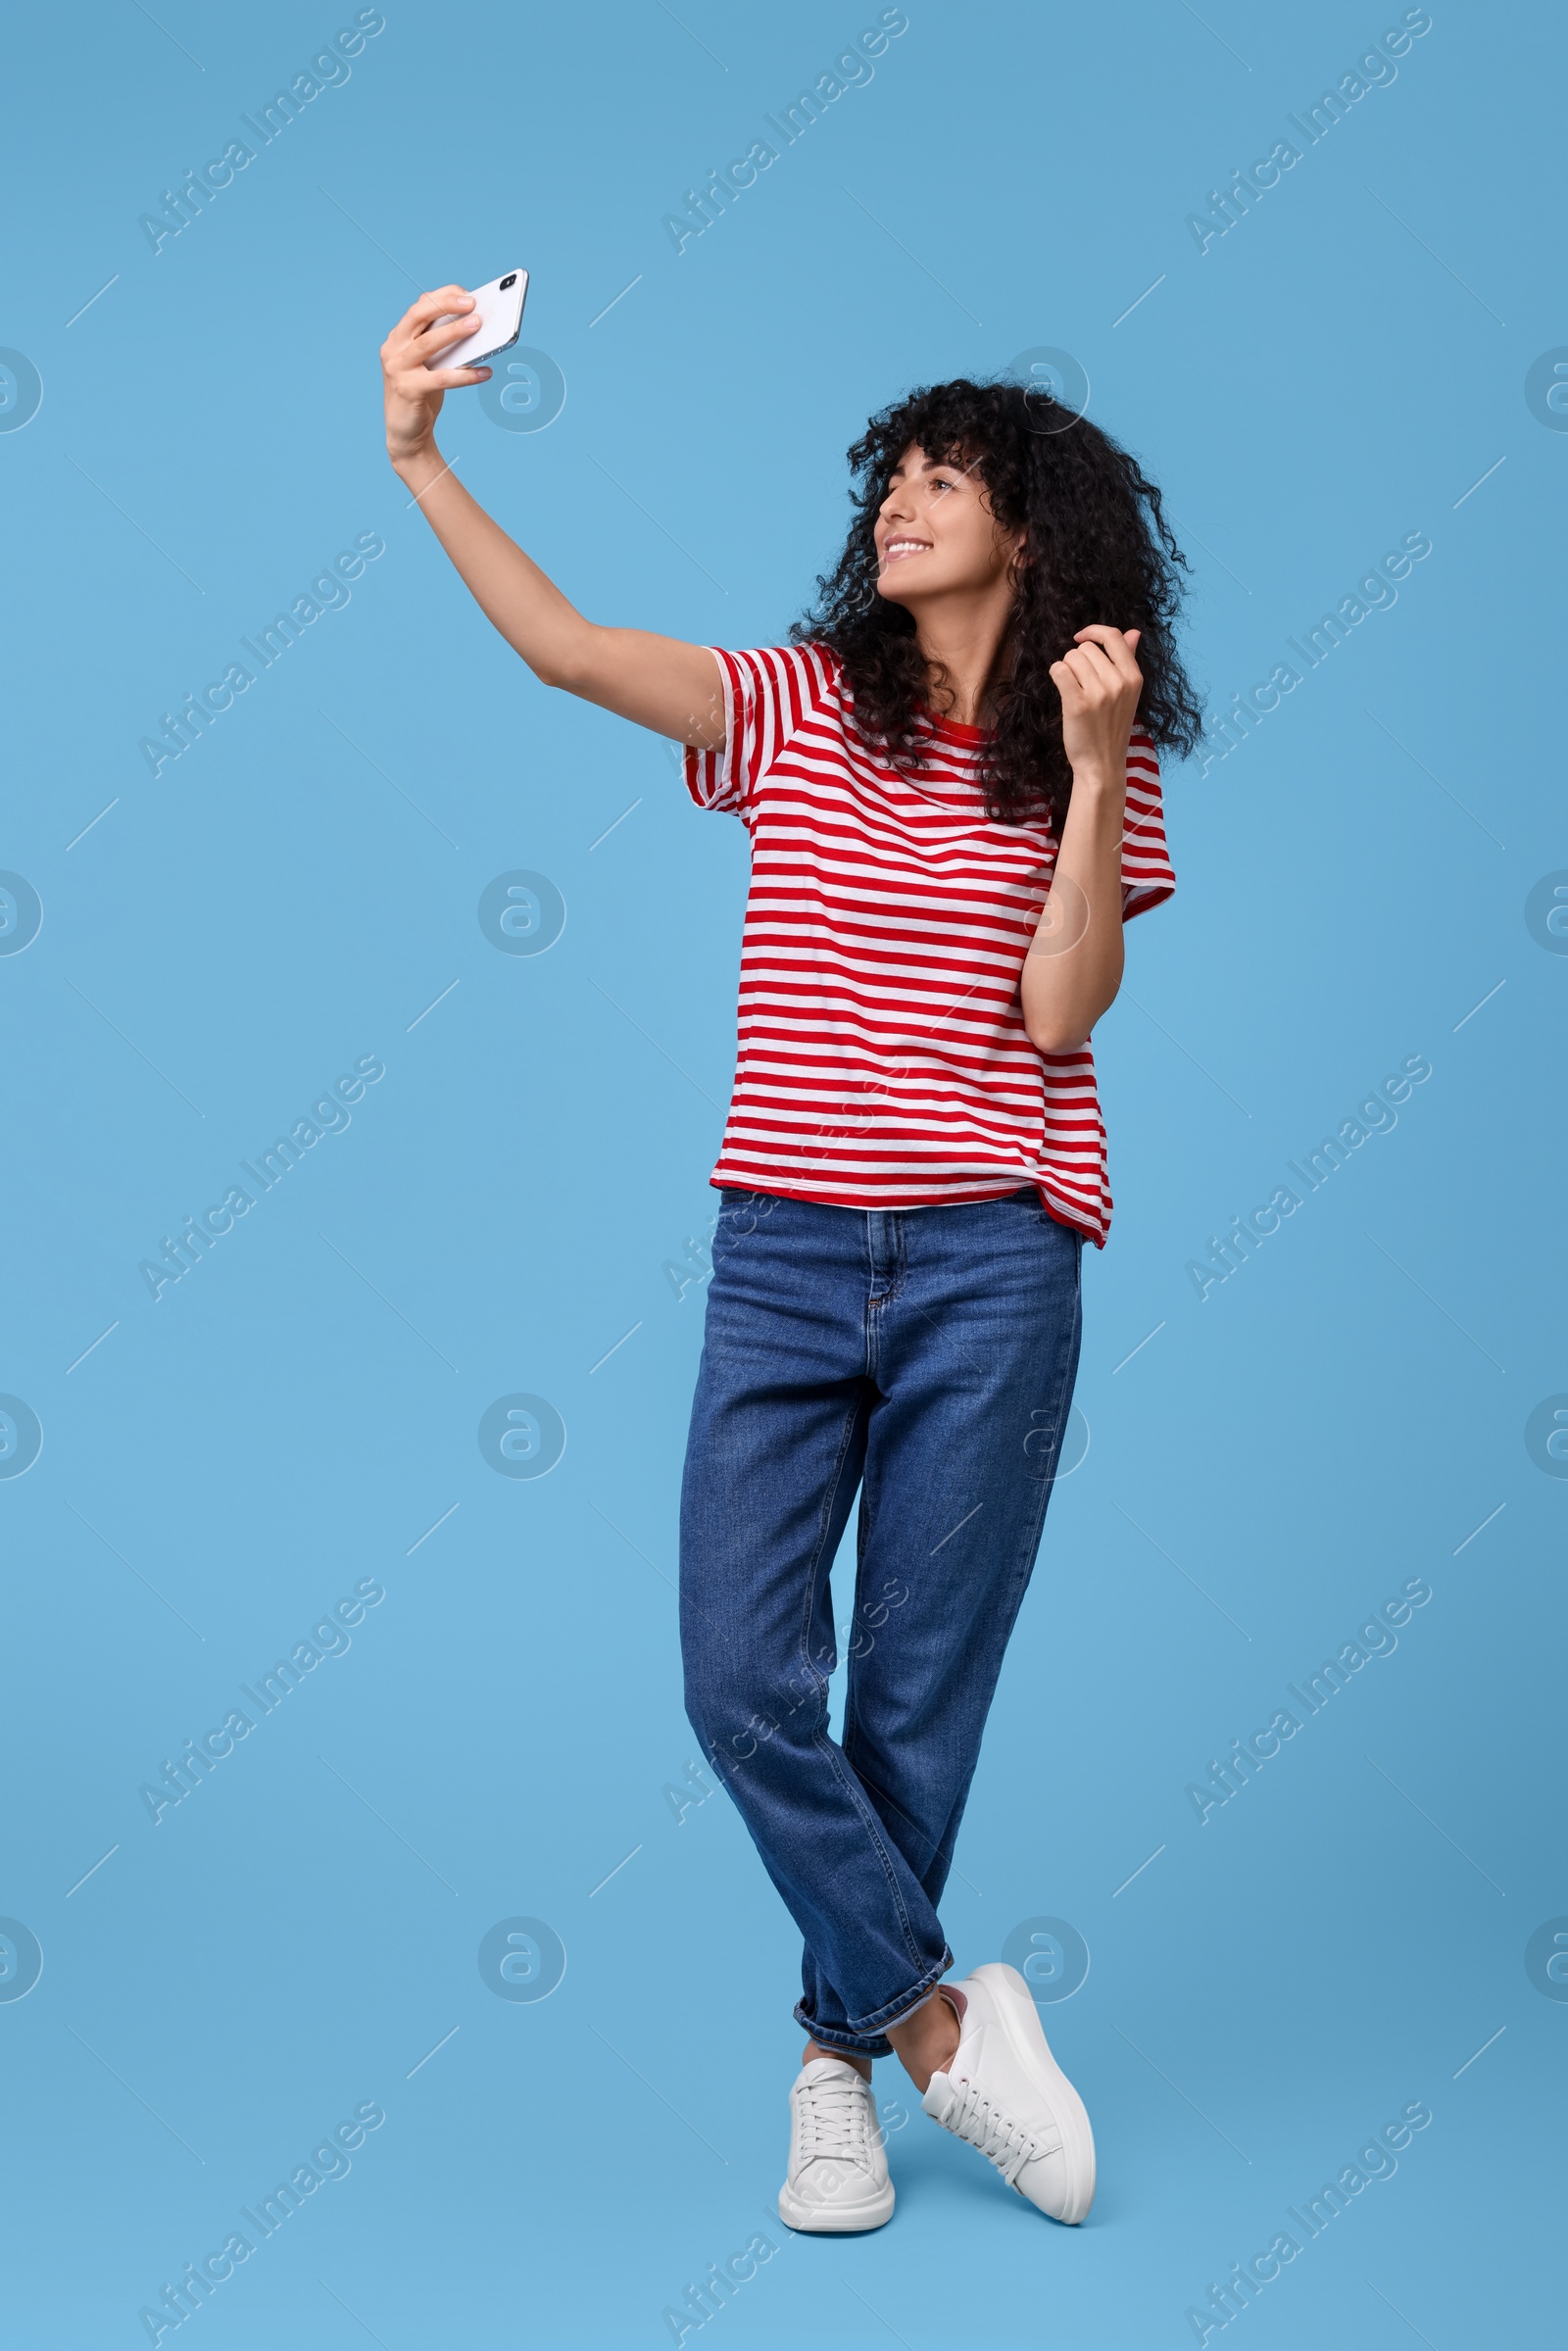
left=679, top=1186, right=1084, bottom=2058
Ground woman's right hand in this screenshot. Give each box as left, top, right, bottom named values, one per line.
left=379, top=286, right=494, bottom=466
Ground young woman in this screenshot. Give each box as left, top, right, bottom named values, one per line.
left=380, top=289, right=1201, bottom=2233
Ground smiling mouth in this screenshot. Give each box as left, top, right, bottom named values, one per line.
left=881, top=537, right=933, bottom=564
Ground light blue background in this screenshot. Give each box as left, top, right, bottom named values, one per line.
left=2, top=3, right=1562, bottom=2344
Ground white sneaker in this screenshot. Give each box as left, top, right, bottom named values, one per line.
left=777, top=2057, right=896, bottom=2232
left=921, top=1965, right=1096, bottom=2223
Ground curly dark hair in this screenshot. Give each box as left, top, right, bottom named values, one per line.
left=791, top=378, right=1204, bottom=830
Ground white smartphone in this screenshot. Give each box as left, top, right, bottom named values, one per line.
left=423, top=269, right=528, bottom=373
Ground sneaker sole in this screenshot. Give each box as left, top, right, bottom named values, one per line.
left=777, top=2178, right=896, bottom=2233
left=968, top=1962, right=1096, bottom=2224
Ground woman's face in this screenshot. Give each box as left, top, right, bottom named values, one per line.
left=872, top=441, right=1023, bottom=612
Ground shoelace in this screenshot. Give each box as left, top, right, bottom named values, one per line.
left=795, top=2074, right=874, bottom=2172
left=928, top=2075, right=1041, bottom=2187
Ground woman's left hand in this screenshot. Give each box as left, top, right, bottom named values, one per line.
left=1049, top=625, right=1143, bottom=781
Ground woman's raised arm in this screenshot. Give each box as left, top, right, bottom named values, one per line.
left=380, top=287, right=724, bottom=750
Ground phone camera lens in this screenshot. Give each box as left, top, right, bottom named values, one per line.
left=500, top=273, right=516, bottom=289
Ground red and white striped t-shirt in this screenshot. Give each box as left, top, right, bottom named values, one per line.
left=684, top=643, right=1174, bottom=1247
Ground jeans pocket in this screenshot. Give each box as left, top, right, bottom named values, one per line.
left=1003, top=1185, right=1057, bottom=1229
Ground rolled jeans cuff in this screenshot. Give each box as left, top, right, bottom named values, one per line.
left=793, top=1944, right=954, bottom=2060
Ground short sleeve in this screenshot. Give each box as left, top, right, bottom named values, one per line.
left=682, top=645, right=826, bottom=825
left=1120, top=730, right=1175, bottom=919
